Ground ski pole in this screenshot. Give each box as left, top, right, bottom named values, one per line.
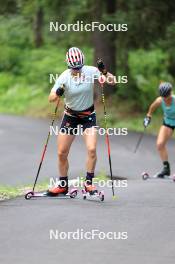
left=99, top=77, right=116, bottom=199
left=134, top=115, right=151, bottom=153
left=134, top=128, right=146, bottom=153
left=32, top=99, right=59, bottom=192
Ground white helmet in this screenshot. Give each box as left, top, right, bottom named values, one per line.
left=159, top=82, right=172, bottom=97
left=66, top=47, right=84, bottom=69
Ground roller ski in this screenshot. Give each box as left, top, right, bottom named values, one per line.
left=25, top=186, right=78, bottom=200
left=142, top=172, right=175, bottom=181
left=142, top=161, right=175, bottom=181
left=142, top=164, right=175, bottom=182
left=82, top=183, right=104, bottom=201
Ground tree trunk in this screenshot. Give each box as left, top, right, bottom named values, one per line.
left=34, top=6, right=44, bottom=48
left=92, top=0, right=116, bottom=99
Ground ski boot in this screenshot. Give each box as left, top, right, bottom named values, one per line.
left=46, top=185, right=69, bottom=196
left=82, top=182, right=104, bottom=201
left=157, top=161, right=170, bottom=178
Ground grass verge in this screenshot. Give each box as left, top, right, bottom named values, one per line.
left=0, top=173, right=108, bottom=201
left=0, top=181, right=49, bottom=201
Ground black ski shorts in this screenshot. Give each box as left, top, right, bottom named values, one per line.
left=163, top=120, right=175, bottom=130
left=60, top=113, right=97, bottom=135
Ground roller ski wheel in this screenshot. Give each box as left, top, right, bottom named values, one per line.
left=69, top=189, right=78, bottom=198
left=99, top=191, right=104, bottom=201
left=25, top=191, right=34, bottom=200
left=25, top=188, right=78, bottom=200
left=142, top=172, right=149, bottom=180
left=142, top=172, right=175, bottom=182
left=82, top=188, right=104, bottom=201
left=82, top=190, right=87, bottom=200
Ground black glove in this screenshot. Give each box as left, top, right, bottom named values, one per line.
left=97, top=58, right=107, bottom=75
left=143, top=116, right=151, bottom=128
left=56, top=85, right=65, bottom=97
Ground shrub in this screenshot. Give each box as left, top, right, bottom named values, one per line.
left=128, top=49, right=173, bottom=110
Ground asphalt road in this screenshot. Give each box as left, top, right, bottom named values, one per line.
left=1, top=114, right=175, bottom=264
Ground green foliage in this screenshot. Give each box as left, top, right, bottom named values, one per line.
left=128, top=49, right=173, bottom=110
left=161, top=22, right=175, bottom=76
left=0, top=15, right=32, bottom=48
left=19, top=46, right=66, bottom=87
left=0, top=83, right=42, bottom=114
left=0, top=45, right=22, bottom=72
left=0, top=15, right=32, bottom=73
left=0, top=73, right=15, bottom=93
left=0, top=0, right=17, bottom=15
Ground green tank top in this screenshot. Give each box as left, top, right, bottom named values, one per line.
left=161, top=95, right=175, bottom=126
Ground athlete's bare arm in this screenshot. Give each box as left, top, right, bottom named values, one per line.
left=147, top=97, right=162, bottom=117
left=48, top=91, right=60, bottom=103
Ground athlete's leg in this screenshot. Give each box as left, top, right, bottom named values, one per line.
left=156, top=125, right=173, bottom=161
left=83, top=126, right=98, bottom=193
left=156, top=125, right=173, bottom=177
left=47, top=115, right=76, bottom=195
left=57, top=133, right=75, bottom=176
left=82, top=126, right=98, bottom=193
left=83, top=127, right=98, bottom=173
left=47, top=133, right=75, bottom=196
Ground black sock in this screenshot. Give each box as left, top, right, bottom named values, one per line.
left=86, top=172, right=94, bottom=185
left=59, top=177, right=68, bottom=188
left=163, top=161, right=170, bottom=168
